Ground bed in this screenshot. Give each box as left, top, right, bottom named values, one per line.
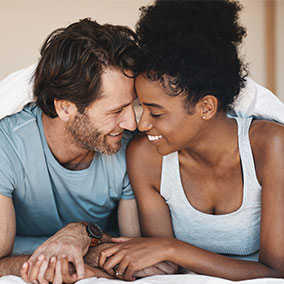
left=1, top=273, right=284, bottom=284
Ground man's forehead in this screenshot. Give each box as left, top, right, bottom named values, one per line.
left=100, top=69, right=135, bottom=97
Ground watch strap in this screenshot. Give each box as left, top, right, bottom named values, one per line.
left=79, top=221, right=100, bottom=247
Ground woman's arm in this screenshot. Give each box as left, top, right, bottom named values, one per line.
left=126, top=134, right=174, bottom=238
left=100, top=126, right=284, bottom=280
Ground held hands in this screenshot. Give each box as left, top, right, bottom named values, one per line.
left=20, top=222, right=90, bottom=284
left=20, top=231, right=176, bottom=283
left=99, top=237, right=176, bottom=281
left=21, top=257, right=113, bottom=283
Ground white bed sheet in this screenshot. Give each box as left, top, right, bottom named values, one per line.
left=1, top=274, right=284, bottom=284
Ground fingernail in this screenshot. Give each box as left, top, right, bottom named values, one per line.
left=50, top=256, right=56, bottom=262
left=22, top=262, right=28, bottom=268
left=32, top=281, right=39, bottom=284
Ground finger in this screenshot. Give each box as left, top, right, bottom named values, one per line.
left=111, top=237, right=132, bottom=243
left=44, top=256, right=57, bottom=282
left=27, top=254, right=45, bottom=282
left=102, top=252, right=125, bottom=277
left=98, top=246, right=120, bottom=268
left=123, top=265, right=136, bottom=281
left=113, top=262, right=128, bottom=280
left=61, top=257, right=77, bottom=284
left=37, top=258, right=50, bottom=284
left=53, top=259, right=63, bottom=284
left=73, top=256, right=85, bottom=280
left=20, top=262, right=29, bottom=282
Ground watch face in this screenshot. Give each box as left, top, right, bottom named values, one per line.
left=87, top=223, right=103, bottom=239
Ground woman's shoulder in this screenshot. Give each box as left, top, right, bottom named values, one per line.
left=249, top=119, right=284, bottom=184
left=250, top=119, right=284, bottom=149
left=126, top=132, right=163, bottom=188
left=127, top=132, right=162, bottom=166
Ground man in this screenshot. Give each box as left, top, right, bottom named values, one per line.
left=0, top=18, right=141, bottom=282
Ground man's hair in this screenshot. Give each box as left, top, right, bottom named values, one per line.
left=34, top=18, right=140, bottom=118
left=136, top=0, right=247, bottom=113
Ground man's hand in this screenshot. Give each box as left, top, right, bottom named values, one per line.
left=21, top=222, right=90, bottom=284
left=134, top=261, right=178, bottom=278
left=84, top=243, right=117, bottom=268
left=21, top=257, right=113, bottom=284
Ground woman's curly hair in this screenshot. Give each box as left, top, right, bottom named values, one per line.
left=136, top=0, right=248, bottom=113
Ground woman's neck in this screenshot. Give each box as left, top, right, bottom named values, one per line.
left=181, top=112, right=239, bottom=169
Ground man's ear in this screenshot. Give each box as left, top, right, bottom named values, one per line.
left=54, top=99, right=77, bottom=122
left=198, top=95, right=218, bottom=120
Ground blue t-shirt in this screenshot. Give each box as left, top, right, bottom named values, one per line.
left=0, top=104, right=134, bottom=239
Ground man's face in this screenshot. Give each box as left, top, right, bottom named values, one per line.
left=67, top=68, right=137, bottom=154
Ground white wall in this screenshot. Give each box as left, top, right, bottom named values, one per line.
left=0, top=0, right=283, bottom=101
left=239, top=0, right=266, bottom=86
left=0, top=0, right=152, bottom=79
left=276, top=0, right=284, bottom=100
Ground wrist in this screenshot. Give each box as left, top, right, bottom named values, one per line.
left=78, top=221, right=104, bottom=247
left=164, top=237, right=177, bottom=262
left=72, top=222, right=92, bottom=253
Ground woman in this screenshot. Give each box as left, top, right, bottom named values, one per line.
left=98, top=0, right=284, bottom=281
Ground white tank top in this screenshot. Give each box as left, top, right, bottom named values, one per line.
left=160, top=117, right=261, bottom=256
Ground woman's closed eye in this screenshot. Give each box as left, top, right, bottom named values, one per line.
left=150, top=113, right=162, bottom=118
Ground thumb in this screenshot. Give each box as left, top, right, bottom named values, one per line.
left=111, top=237, right=133, bottom=243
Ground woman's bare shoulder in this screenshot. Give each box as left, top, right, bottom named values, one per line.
left=250, top=119, right=284, bottom=184
left=127, top=132, right=162, bottom=164
left=126, top=132, right=163, bottom=189
left=250, top=120, right=284, bottom=151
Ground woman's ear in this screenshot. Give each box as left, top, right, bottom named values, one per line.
left=198, top=95, right=218, bottom=120
left=54, top=99, right=77, bottom=122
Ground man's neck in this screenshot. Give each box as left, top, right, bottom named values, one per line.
left=41, top=113, right=95, bottom=170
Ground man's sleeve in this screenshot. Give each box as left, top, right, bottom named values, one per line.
left=0, top=63, right=37, bottom=119
left=0, top=130, right=21, bottom=198
left=231, top=77, right=284, bottom=124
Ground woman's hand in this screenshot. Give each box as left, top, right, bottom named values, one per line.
left=99, top=237, right=173, bottom=281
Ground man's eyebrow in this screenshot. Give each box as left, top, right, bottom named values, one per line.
left=142, top=102, right=164, bottom=109
left=107, top=103, right=131, bottom=113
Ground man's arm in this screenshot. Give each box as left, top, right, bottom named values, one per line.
left=0, top=255, right=30, bottom=277
left=0, top=194, right=24, bottom=276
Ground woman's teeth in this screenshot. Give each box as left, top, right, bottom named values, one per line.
left=148, top=135, right=162, bottom=141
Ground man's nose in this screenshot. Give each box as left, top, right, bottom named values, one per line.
left=119, top=106, right=137, bottom=131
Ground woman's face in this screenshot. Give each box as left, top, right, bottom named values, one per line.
left=135, top=74, right=204, bottom=156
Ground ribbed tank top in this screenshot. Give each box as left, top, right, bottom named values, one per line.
left=160, top=117, right=261, bottom=256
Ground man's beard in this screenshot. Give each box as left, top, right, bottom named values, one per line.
left=67, top=112, right=121, bottom=155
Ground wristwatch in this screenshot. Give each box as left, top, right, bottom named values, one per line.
left=80, top=221, right=103, bottom=246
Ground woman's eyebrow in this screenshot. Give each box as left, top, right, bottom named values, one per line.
left=142, top=102, right=164, bottom=109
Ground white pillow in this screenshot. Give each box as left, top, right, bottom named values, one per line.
left=1, top=64, right=284, bottom=124
left=231, top=77, right=284, bottom=124
left=0, top=63, right=36, bottom=119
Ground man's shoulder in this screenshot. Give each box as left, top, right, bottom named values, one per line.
left=0, top=103, right=41, bottom=151
left=0, top=103, right=39, bottom=133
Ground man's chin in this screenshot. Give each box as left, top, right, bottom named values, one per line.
left=98, top=140, right=121, bottom=155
